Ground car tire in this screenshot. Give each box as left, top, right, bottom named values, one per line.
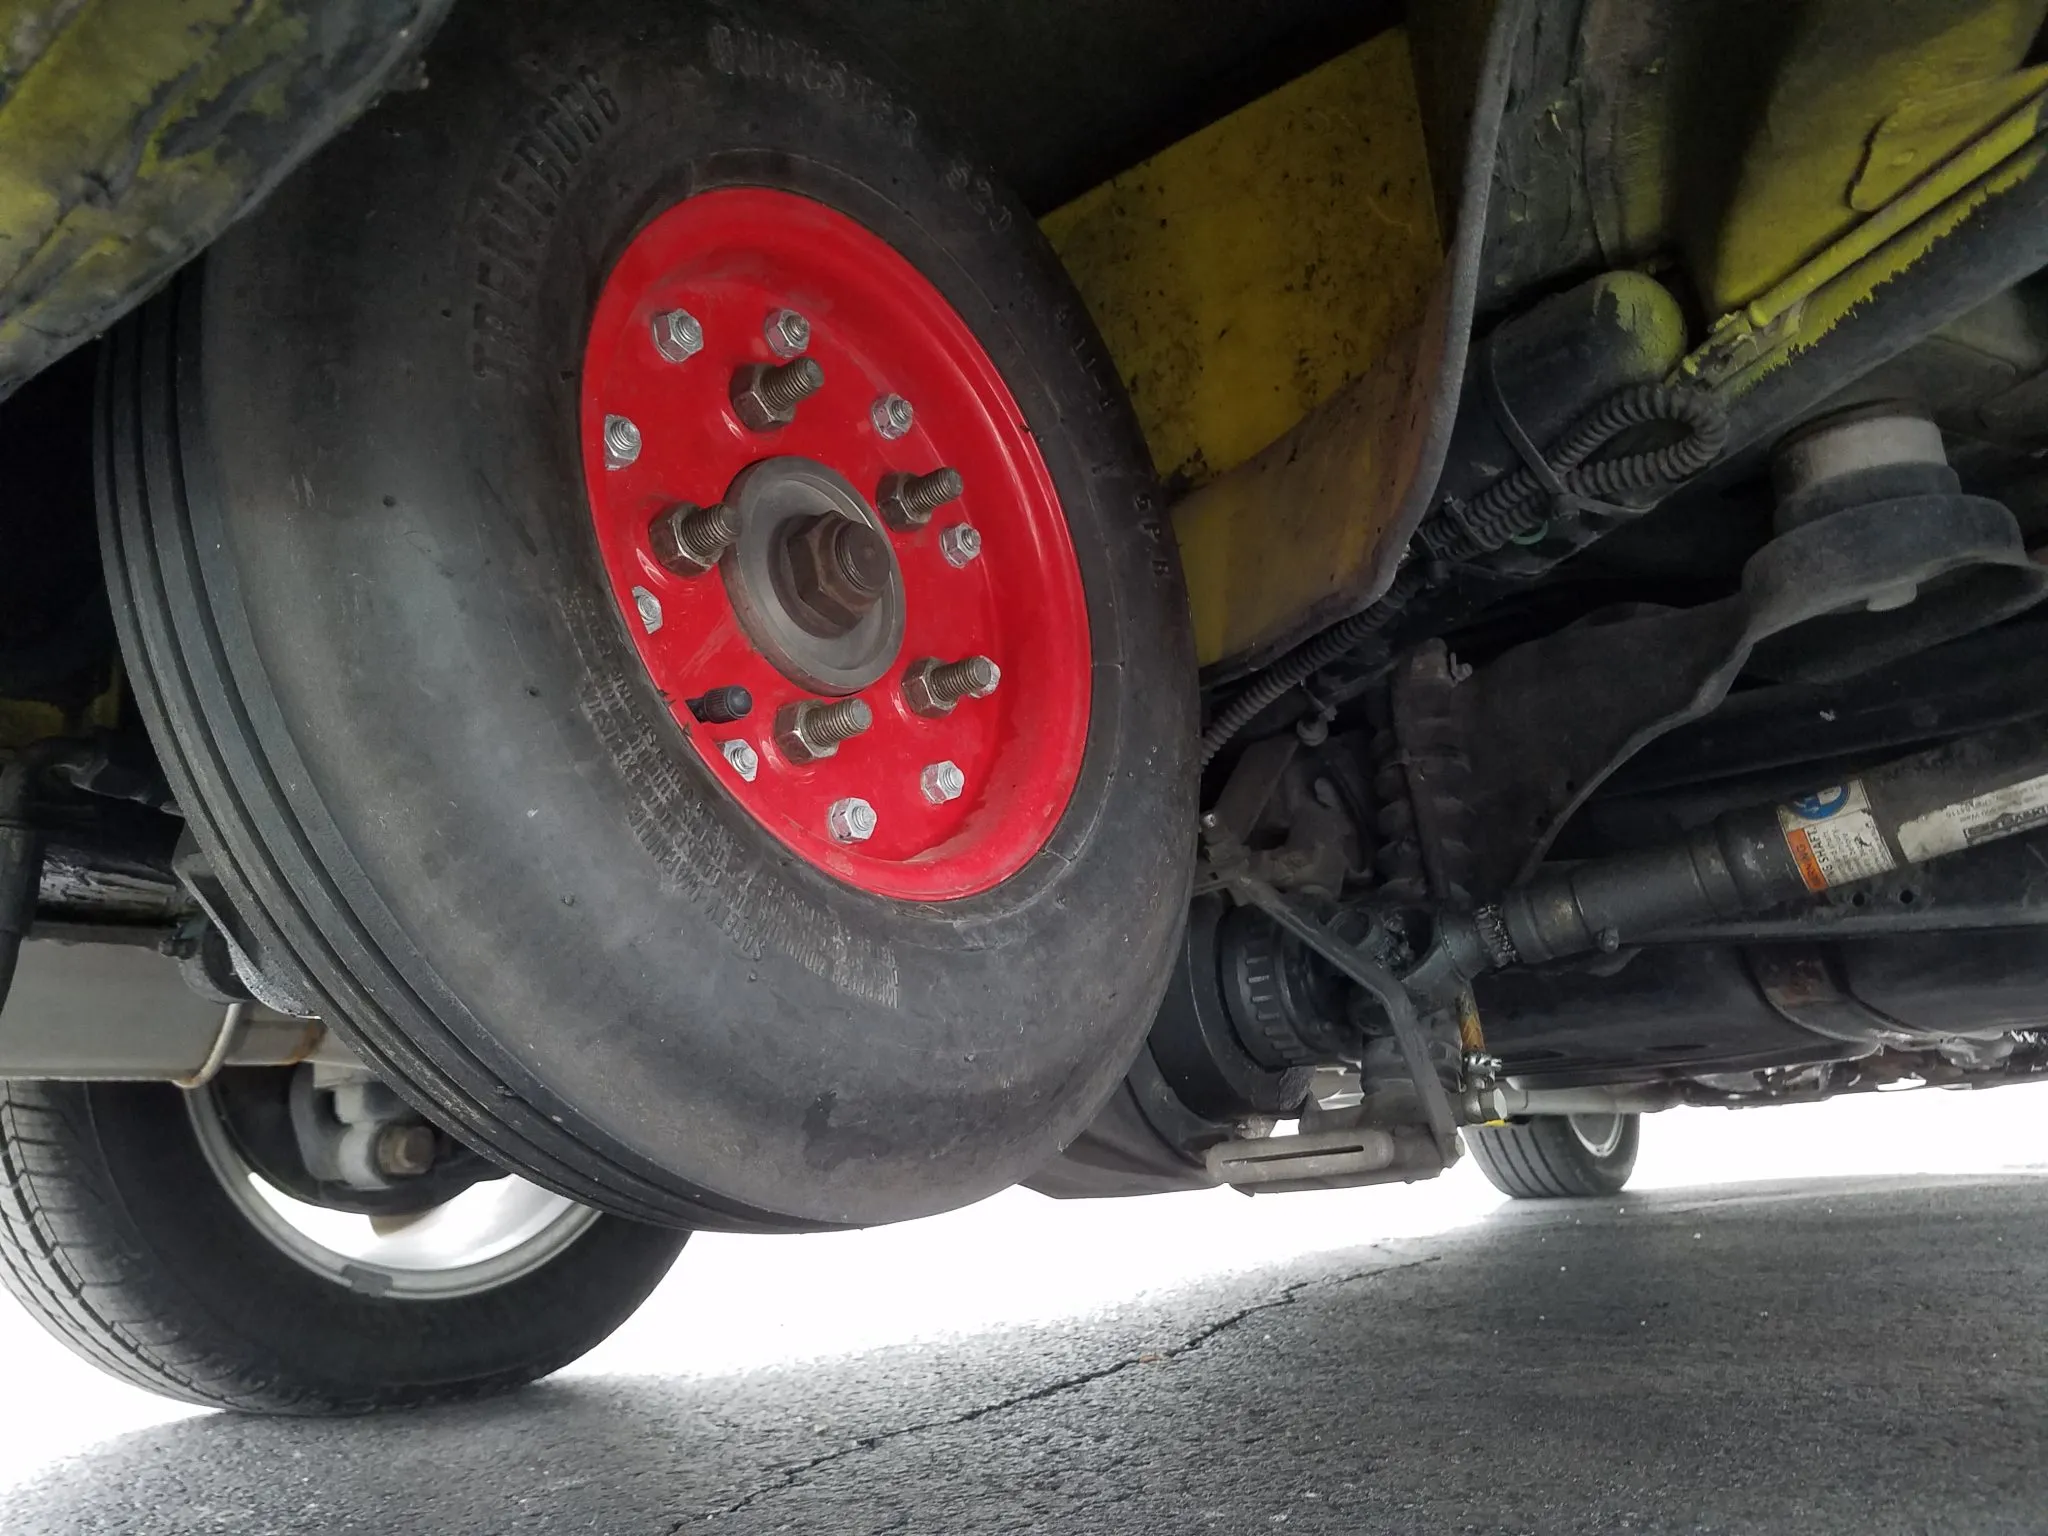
left=1467, top=1112, right=1640, bottom=1199
left=97, top=0, right=1195, bottom=1232
left=0, top=1079, right=685, bottom=1413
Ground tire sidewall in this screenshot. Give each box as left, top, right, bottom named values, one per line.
left=189, top=0, right=1195, bottom=1226
left=65, top=1082, right=682, bottom=1411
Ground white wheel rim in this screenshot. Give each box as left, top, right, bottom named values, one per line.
left=188, top=1087, right=601, bottom=1300
left=1568, top=1112, right=1626, bottom=1159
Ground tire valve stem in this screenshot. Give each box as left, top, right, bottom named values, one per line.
left=731, top=357, right=824, bottom=431
left=901, top=655, right=1000, bottom=718
left=651, top=500, right=742, bottom=575
left=877, top=467, right=963, bottom=531
left=776, top=696, right=873, bottom=763
left=687, top=686, right=753, bottom=724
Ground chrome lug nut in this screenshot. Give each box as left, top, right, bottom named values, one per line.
left=650, top=500, right=742, bottom=575
left=877, top=467, right=963, bottom=531
left=603, top=414, right=642, bottom=470
left=901, top=655, right=1000, bottom=718
left=920, top=760, right=966, bottom=804
left=776, top=696, right=873, bottom=763
left=764, top=308, right=811, bottom=358
left=630, top=585, right=663, bottom=634
left=938, top=521, right=982, bottom=568
left=732, top=357, right=825, bottom=432
left=720, top=738, right=761, bottom=783
left=828, top=796, right=878, bottom=843
left=870, top=393, right=915, bottom=440
left=651, top=308, right=705, bottom=363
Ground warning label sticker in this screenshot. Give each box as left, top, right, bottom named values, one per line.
left=1777, top=781, right=1896, bottom=892
left=1896, top=771, right=2048, bottom=863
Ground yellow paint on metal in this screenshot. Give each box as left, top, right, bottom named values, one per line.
left=1169, top=284, right=1451, bottom=667
left=0, top=700, right=69, bottom=752
left=0, top=0, right=348, bottom=390
left=1685, top=85, right=2048, bottom=396
left=1695, top=0, right=2048, bottom=313
left=1853, top=64, right=2048, bottom=209
left=1042, top=29, right=1442, bottom=491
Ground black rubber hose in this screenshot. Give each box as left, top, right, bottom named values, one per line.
left=1198, top=385, right=1728, bottom=767
left=1420, top=384, right=1728, bottom=562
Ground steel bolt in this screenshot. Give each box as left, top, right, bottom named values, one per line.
left=877, top=467, right=964, bottom=531
left=901, top=655, right=1000, bottom=718
left=732, top=358, right=825, bottom=432
left=651, top=309, right=705, bottom=363
left=688, top=686, right=754, bottom=724
left=827, top=796, right=879, bottom=843
left=871, top=393, right=915, bottom=440
left=630, top=585, right=663, bottom=634
left=603, top=414, right=642, bottom=470
left=720, top=738, right=761, bottom=782
left=374, top=1123, right=438, bottom=1179
left=764, top=308, right=811, bottom=358
left=920, top=760, right=966, bottom=804
left=651, top=500, right=743, bottom=575
left=776, top=696, right=874, bottom=763
left=939, top=522, right=983, bottom=568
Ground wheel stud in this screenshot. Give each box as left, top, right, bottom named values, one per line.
left=630, top=585, right=663, bottom=633
left=720, top=738, right=761, bottom=782
left=776, top=696, right=873, bottom=763
left=939, top=522, right=982, bottom=568
left=871, top=393, right=915, bottom=440
left=764, top=308, right=811, bottom=358
left=651, top=309, right=705, bottom=363
left=877, top=467, right=963, bottom=531
left=901, top=655, right=1000, bottom=718
left=732, top=357, right=825, bottom=432
left=920, top=760, right=966, bottom=804
left=650, top=500, right=742, bottom=575
left=827, top=796, right=878, bottom=843
left=603, top=414, right=642, bottom=470
left=688, top=685, right=754, bottom=724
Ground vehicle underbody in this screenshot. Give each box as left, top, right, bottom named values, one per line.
left=2, top=0, right=2048, bottom=1408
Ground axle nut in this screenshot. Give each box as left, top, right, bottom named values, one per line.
left=828, top=796, right=878, bottom=843
left=785, top=514, right=893, bottom=633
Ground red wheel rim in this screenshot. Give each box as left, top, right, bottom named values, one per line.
left=580, top=187, right=1091, bottom=900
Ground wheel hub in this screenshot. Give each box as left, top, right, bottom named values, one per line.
left=722, top=456, right=906, bottom=694
left=579, top=188, right=1092, bottom=900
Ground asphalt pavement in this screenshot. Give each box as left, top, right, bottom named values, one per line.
left=5, top=1174, right=2043, bottom=1534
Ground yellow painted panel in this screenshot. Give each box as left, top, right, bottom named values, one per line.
left=1042, top=29, right=1442, bottom=489
left=1700, top=0, right=2047, bottom=311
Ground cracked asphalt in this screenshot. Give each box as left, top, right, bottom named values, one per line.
left=5, top=1173, right=2045, bottom=1534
